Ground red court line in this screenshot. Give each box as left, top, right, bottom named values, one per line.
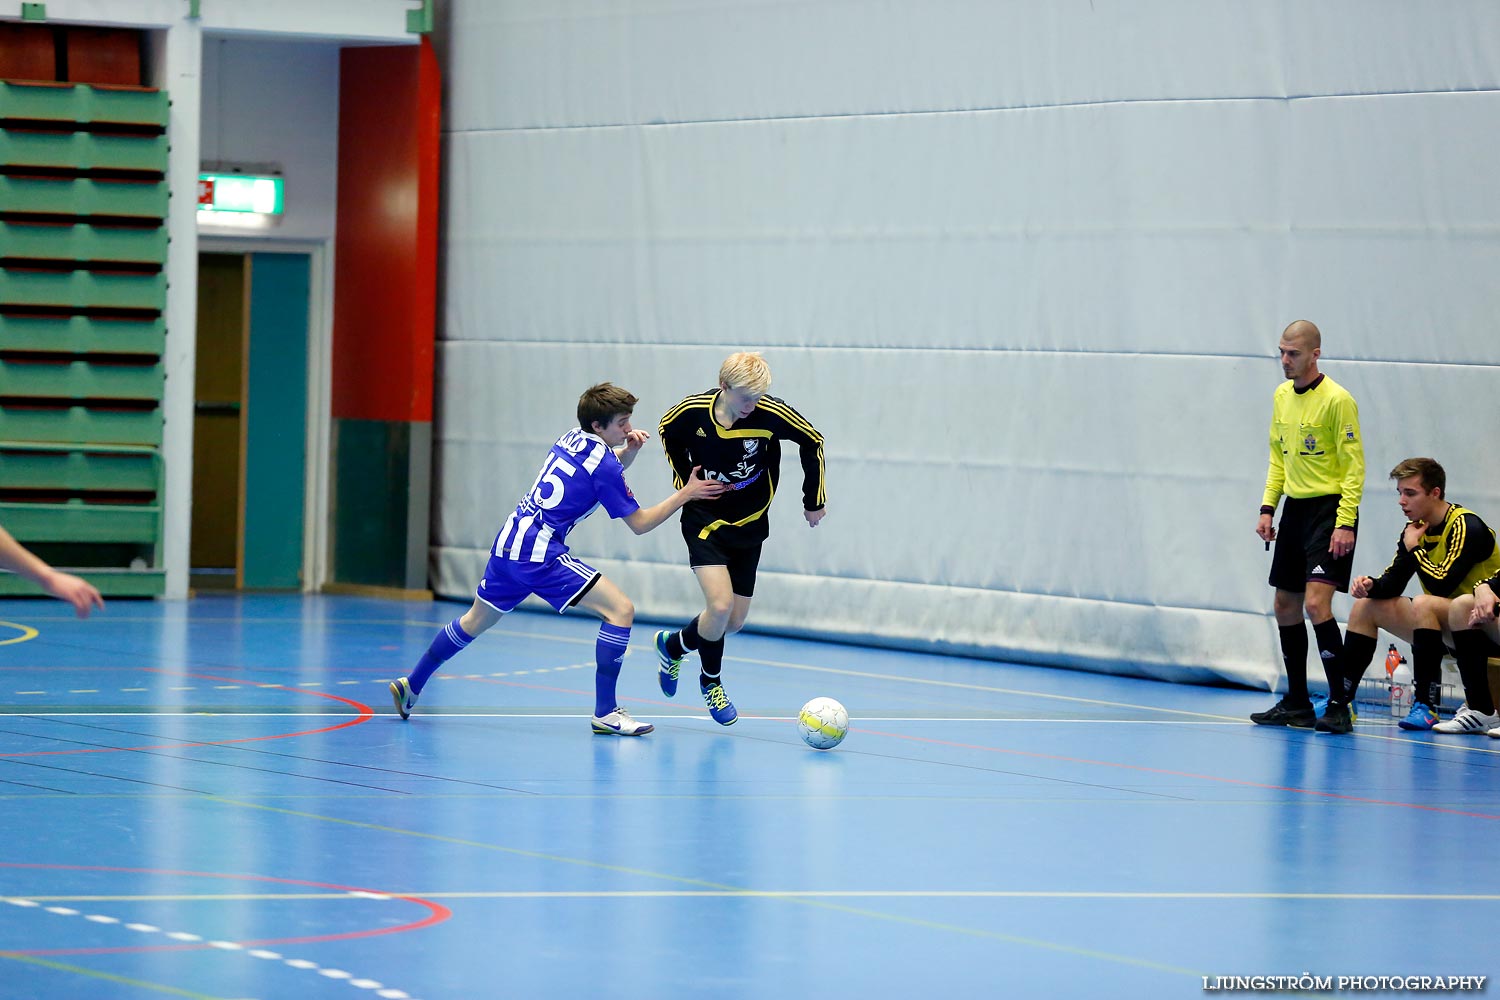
left=0, top=864, right=450, bottom=955
left=855, top=727, right=1500, bottom=821
left=1, top=668, right=373, bottom=758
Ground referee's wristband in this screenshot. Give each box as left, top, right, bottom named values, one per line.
left=1259, top=505, right=1275, bottom=516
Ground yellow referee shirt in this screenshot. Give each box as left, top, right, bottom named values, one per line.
left=1262, top=374, right=1364, bottom=528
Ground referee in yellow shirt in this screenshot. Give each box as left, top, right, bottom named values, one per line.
left=1251, top=320, right=1365, bottom=727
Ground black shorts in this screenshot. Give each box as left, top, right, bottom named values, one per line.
left=1269, top=495, right=1356, bottom=593
left=683, top=528, right=763, bottom=598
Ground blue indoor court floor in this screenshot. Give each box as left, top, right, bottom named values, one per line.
left=0, top=594, right=1496, bottom=999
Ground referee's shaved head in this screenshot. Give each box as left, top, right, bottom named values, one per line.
left=1282, top=320, right=1321, bottom=350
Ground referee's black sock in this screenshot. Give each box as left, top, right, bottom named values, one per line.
left=1311, top=618, right=1347, bottom=702
left=698, top=636, right=725, bottom=689
left=1411, top=628, right=1446, bottom=710
left=1450, top=629, right=1497, bottom=715
left=1341, top=630, right=1378, bottom=696
left=1279, top=623, right=1310, bottom=704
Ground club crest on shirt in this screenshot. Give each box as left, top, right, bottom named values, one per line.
left=743, top=440, right=758, bottom=456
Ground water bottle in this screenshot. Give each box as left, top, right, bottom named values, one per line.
left=1387, top=644, right=1409, bottom=717
left=1391, top=682, right=1412, bottom=718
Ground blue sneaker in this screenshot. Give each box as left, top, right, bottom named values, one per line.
left=655, top=630, right=682, bottom=698
left=390, top=677, right=417, bottom=720
left=1398, top=702, right=1439, bottom=731
left=701, top=680, right=738, bottom=726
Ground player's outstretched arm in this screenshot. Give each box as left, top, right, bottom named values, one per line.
left=623, top=466, right=727, bottom=535
left=0, top=523, right=105, bottom=618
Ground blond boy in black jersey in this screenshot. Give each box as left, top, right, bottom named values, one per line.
left=653, top=353, right=827, bottom=725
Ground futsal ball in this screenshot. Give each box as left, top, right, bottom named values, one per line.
left=798, top=697, right=849, bottom=750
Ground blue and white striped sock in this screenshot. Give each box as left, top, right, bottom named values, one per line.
left=593, top=623, right=632, bottom=717
left=409, top=618, right=475, bottom=694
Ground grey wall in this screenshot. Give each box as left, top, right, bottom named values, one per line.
left=432, top=1, right=1500, bottom=688
left=200, top=36, right=340, bottom=241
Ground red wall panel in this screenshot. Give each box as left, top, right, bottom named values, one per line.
left=0, top=23, right=57, bottom=81
left=66, top=28, right=142, bottom=86
left=331, top=38, right=439, bottom=424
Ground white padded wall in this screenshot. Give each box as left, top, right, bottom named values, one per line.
left=434, top=1, right=1500, bottom=688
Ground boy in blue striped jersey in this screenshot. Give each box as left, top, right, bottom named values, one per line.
left=392, top=383, right=726, bottom=735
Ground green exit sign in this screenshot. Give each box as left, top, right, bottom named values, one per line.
left=198, top=173, right=284, bottom=214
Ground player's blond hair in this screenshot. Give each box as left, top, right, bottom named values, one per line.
left=718, top=352, right=771, bottom=394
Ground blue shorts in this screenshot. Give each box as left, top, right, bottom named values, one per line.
left=476, top=552, right=602, bottom=614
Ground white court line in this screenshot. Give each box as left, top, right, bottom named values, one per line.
left=1, top=894, right=422, bottom=999
left=12, top=626, right=1496, bottom=755
left=13, top=889, right=1500, bottom=902
left=0, top=712, right=1246, bottom=724
left=14, top=710, right=1499, bottom=755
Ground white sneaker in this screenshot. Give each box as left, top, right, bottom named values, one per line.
left=390, top=677, right=418, bottom=720
left=591, top=707, right=654, bottom=736
left=1432, top=706, right=1500, bottom=734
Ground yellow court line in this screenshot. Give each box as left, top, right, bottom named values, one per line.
left=519, top=628, right=1257, bottom=722
left=0, top=621, right=39, bottom=646
left=0, top=952, right=231, bottom=999
left=205, top=795, right=1199, bottom=978
left=494, top=628, right=1500, bottom=756
left=722, top=654, right=1255, bottom=722
left=464, top=625, right=1246, bottom=722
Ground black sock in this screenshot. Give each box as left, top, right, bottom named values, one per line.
left=1450, top=629, right=1497, bottom=715
left=666, top=615, right=701, bottom=660
left=1411, top=628, right=1445, bottom=709
left=1279, top=623, right=1310, bottom=704
left=1312, top=618, right=1346, bottom=702
left=1341, top=631, right=1378, bottom=696
left=698, top=636, right=725, bottom=688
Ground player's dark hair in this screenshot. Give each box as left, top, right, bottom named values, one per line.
left=578, top=383, right=638, bottom=433
left=1390, top=457, right=1445, bottom=497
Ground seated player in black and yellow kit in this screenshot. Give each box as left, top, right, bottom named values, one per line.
left=1321, top=458, right=1500, bottom=734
